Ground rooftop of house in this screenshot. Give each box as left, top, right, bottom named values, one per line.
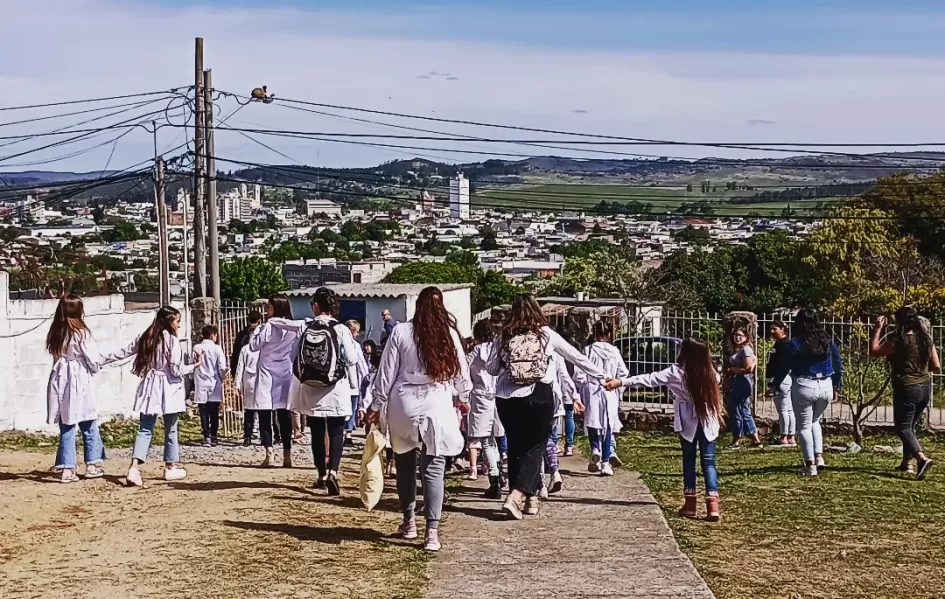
left=286, top=282, right=473, bottom=299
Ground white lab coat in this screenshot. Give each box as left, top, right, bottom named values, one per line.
left=550, top=353, right=577, bottom=418
left=47, top=330, right=103, bottom=426
left=193, top=339, right=227, bottom=404
left=575, top=342, right=628, bottom=434
left=467, top=342, right=505, bottom=439
left=104, top=330, right=196, bottom=416
left=270, top=316, right=365, bottom=418
left=369, top=322, right=471, bottom=457
left=248, top=320, right=297, bottom=410
left=234, top=344, right=260, bottom=410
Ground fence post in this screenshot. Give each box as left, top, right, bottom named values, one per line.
left=190, top=297, right=220, bottom=345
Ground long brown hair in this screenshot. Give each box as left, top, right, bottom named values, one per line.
left=499, top=294, right=548, bottom=349
left=412, top=287, right=461, bottom=382
left=133, top=306, right=181, bottom=377
left=45, top=294, right=89, bottom=359
left=678, top=338, right=723, bottom=425
left=268, top=294, right=293, bottom=319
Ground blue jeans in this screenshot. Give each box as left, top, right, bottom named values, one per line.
left=588, top=427, right=613, bottom=462
left=345, top=395, right=359, bottom=432
left=56, top=420, right=105, bottom=469
left=681, top=428, right=719, bottom=494
left=728, top=376, right=757, bottom=438
left=563, top=403, right=576, bottom=447
left=132, top=413, right=180, bottom=464
left=497, top=435, right=508, bottom=455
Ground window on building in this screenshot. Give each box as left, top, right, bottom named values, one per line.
left=353, top=273, right=362, bottom=283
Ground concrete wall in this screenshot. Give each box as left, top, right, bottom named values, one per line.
left=442, top=288, right=472, bottom=338
left=0, top=272, right=189, bottom=432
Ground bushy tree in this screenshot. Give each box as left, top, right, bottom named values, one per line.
left=220, top=257, right=288, bottom=301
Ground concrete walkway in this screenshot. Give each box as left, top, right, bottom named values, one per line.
left=426, top=455, right=716, bottom=599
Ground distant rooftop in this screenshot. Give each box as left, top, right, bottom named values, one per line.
left=286, top=282, right=472, bottom=299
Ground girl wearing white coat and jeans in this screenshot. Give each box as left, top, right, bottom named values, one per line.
left=467, top=319, right=506, bottom=499
left=45, top=295, right=106, bottom=483
left=575, top=322, right=629, bottom=477
left=270, top=288, right=366, bottom=495
left=249, top=294, right=298, bottom=468
left=103, top=306, right=198, bottom=486
left=365, top=287, right=472, bottom=553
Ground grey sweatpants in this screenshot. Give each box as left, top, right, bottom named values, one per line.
left=395, top=450, right=446, bottom=530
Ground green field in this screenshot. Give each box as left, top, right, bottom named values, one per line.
left=475, top=183, right=836, bottom=217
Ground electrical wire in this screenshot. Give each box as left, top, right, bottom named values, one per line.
left=0, top=88, right=189, bottom=113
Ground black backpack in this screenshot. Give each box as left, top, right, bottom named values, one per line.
left=294, top=319, right=346, bottom=387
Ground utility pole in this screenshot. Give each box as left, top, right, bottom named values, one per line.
left=193, top=36, right=207, bottom=297
left=204, top=69, right=221, bottom=303
left=153, top=140, right=170, bottom=306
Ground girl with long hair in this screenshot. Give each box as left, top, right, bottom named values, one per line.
left=486, top=294, right=606, bottom=520
left=467, top=319, right=506, bottom=498
left=575, top=321, right=629, bottom=477
left=103, top=306, right=199, bottom=486
left=767, top=320, right=796, bottom=447
left=45, top=294, right=106, bottom=483
left=726, top=327, right=761, bottom=448
left=365, top=287, right=471, bottom=552
left=870, top=307, right=940, bottom=479
left=607, top=338, right=724, bottom=521
left=771, top=308, right=843, bottom=476
left=270, top=288, right=365, bottom=494
left=248, top=294, right=298, bottom=468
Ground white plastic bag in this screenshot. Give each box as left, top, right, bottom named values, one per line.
left=359, top=428, right=387, bottom=511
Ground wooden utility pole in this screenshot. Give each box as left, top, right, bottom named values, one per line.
left=154, top=153, right=170, bottom=306
left=204, top=69, right=221, bottom=303
left=193, top=37, right=207, bottom=297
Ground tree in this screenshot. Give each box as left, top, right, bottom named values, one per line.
left=858, top=171, right=945, bottom=263
left=476, top=269, right=520, bottom=311
left=655, top=247, right=738, bottom=313
left=383, top=258, right=521, bottom=313
left=459, top=236, right=478, bottom=250
left=383, top=261, right=474, bottom=286
left=220, top=257, right=289, bottom=301
left=445, top=250, right=479, bottom=270
left=731, top=230, right=817, bottom=312
left=479, top=226, right=499, bottom=251
left=538, top=251, right=661, bottom=303
left=101, top=220, right=140, bottom=243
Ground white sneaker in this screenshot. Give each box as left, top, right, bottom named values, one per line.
left=164, top=466, right=187, bottom=481
left=601, top=463, right=615, bottom=477
left=549, top=471, right=563, bottom=494
left=799, top=465, right=818, bottom=477
left=539, top=486, right=549, bottom=499
left=126, top=466, right=143, bottom=487
left=564, top=446, right=574, bottom=457
left=815, top=456, right=826, bottom=470
left=467, top=469, right=478, bottom=481
left=588, top=453, right=602, bottom=473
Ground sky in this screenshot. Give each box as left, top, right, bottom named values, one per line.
left=2, top=0, right=945, bottom=173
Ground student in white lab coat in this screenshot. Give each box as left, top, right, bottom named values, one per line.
left=269, top=287, right=365, bottom=495
left=193, top=324, right=227, bottom=447
left=235, top=312, right=263, bottom=446
left=606, top=338, right=723, bottom=521
left=539, top=353, right=583, bottom=496
left=102, top=306, right=199, bottom=487
left=365, top=287, right=472, bottom=553
left=575, top=321, right=629, bottom=477
left=45, top=294, right=106, bottom=483
left=467, top=319, right=505, bottom=498
left=249, top=294, right=297, bottom=468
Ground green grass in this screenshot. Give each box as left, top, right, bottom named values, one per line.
left=0, top=414, right=204, bottom=453
left=614, top=431, right=945, bottom=599
left=475, top=183, right=832, bottom=216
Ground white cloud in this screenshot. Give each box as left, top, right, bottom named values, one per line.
left=2, top=0, right=945, bottom=171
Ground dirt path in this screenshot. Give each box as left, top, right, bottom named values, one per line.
left=427, top=454, right=716, bottom=599
left=0, top=442, right=427, bottom=599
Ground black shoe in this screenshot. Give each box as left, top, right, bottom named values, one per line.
left=484, top=476, right=501, bottom=499
left=211, top=438, right=219, bottom=447
left=325, top=473, right=340, bottom=496
left=242, top=439, right=252, bottom=447
left=313, top=477, right=326, bottom=489
left=916, top=458, right=934, bottom=481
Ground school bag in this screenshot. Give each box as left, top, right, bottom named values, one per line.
left=502, top=331, right=547, bottom=385
left=294, top=319, right=346, bottom=387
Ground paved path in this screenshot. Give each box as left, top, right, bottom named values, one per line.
left=426, top=455, right=715, bottom=599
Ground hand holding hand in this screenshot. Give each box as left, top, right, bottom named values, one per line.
left=456, top=401, right=470, bottom=416
left=604, top=378, right=623, bottom=391
left=573, top=399, right=586, bottom=415
left=364, top=409, right=380, bottom=425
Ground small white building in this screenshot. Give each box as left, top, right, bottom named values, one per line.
left=305, top=199, right=343, bottom=217
left=286, top=283, right=473, bottom=341
left=450, top=174, right=470, bottom=220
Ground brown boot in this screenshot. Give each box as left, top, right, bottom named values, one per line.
left=283, top=449, right=293, bottom=468
left=261, top=448, right=274, bottom=468
left=705, top=494, right=720, bottom=522
left=678, top=491, right=698, bottom=518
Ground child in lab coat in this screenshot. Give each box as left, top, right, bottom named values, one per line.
left=194, top=324, right=227, bottom=447
left=45, top=294, right=106, bottom=483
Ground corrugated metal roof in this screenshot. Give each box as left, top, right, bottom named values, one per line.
left=286, top=283, right=472, bottom=299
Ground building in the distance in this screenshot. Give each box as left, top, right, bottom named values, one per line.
left=15, top=196, right=45, bottom=222
left=305, top=198, right=343, bottom=217
left=449, top=173, right=469, bottom=219
left=282, top=259, right=394, bottom=289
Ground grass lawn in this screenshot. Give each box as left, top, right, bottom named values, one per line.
left=0, top=414, right=204, bottom=453
left=614, top=431, right=945, bottom=599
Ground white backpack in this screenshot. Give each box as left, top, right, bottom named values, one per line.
left=502, top=331, right=547, bottom=385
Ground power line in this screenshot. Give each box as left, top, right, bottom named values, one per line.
left=0, top=88, right=189, bottom=113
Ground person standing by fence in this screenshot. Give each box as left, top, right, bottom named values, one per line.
left=45, top=294, right=106, bottom=483
left=194, top=325, right=227, bottom=447
left=870, top=307, right=939, bottom=480
left=771, top=308, right=842, bottom=476
left=726, top=327, right=761, bottom=449
left=233, top=312, right=263, bottom=446
left=767, top=320, right=796, bottom=447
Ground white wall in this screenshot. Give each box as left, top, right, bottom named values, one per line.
left=0, top=272, right=189, bottom=432
left=441, top=288, right=472, bottom=338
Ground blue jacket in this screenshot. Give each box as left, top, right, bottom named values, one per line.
left=771, top=337, right=843, bottom=391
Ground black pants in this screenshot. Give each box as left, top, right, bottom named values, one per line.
left=243, top=410, right=257, bottom=442
left=198, top=403, right=220, bottom=440
left=258, top=409, right=293, bottom=451
left=496, top=383, right=555, bottom=496
left=308, top=416, right=346, bottom=478
left=893, top=382, right=930, bottom=461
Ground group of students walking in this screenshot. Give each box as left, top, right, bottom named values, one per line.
left=44, top=288, right=939, bottom=552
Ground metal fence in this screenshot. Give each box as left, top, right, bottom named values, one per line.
left=546, top=307, right=945, bottom=428
left=216, top=301, right=251, bottom=437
